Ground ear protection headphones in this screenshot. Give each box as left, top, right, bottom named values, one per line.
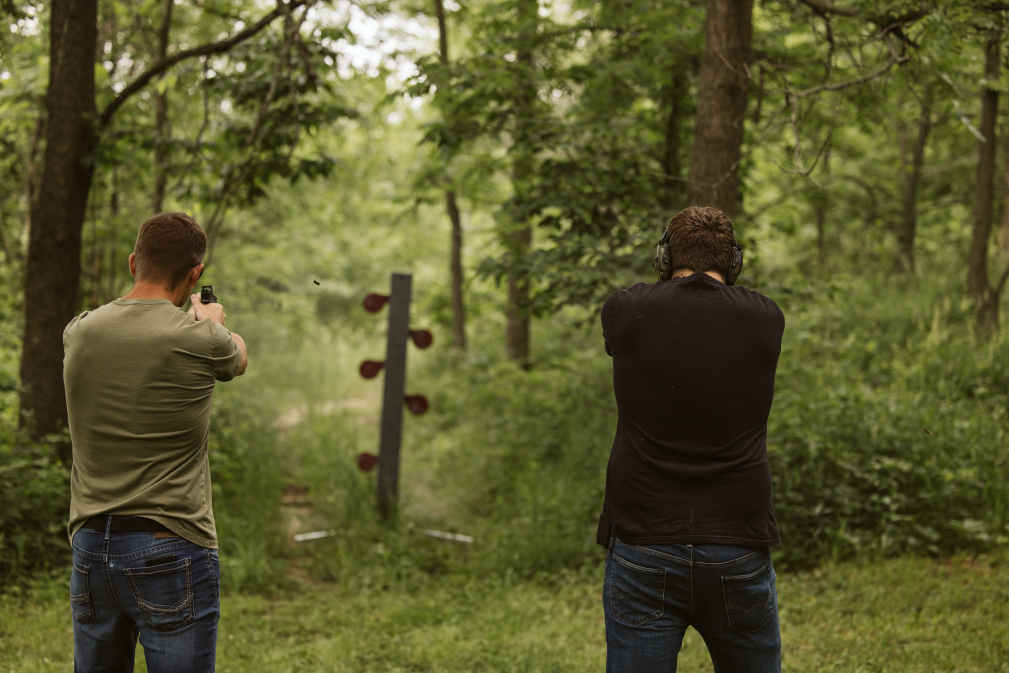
left=653, top=226, right=744, bottom=285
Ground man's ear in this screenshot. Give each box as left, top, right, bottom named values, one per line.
left=128, top=253, right=138, bottom=278
left=189, top=263, right=204, bottom=287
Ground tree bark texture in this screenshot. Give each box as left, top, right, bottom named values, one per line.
left=445, top=190, right=467, bottom=350
left=505, top=224, right=531, bottom=363
left=505, top=0, right=537, bottom=365
left=660, top=70, right=688, bottom=211
left=20, top=0, right=98, bottom=444
left=900, top=115, right=930, bottom=272
left=434, top=0, right=466, bottom=351
left=152, top=0, right=173, bottom=214
left=968, top=35, right=1000, bottom=332
left=968, top=37, right=1000, bottom=333
left=997, top=116, right=1009, bottom=255
left=687, top=0, right=753, bottom=219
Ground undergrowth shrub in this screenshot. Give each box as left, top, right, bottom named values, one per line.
left=768, top=280, right=1009, bottom=567
left=0, top=435, right=70, bottom=583
left=208, top=388, right=287, bottom=593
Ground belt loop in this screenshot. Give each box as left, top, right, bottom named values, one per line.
left=102, top=516, right=112, bottom=560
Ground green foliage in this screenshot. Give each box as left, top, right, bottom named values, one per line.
left=208, top=388, right=288, bottom=594
left=767, top=277, right=1009, bottom=567
left=4, top=0, right=1009, bottom=596
left=0, top=438, right=70, bottom=582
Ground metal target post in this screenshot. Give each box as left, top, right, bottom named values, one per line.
left=359, top=273, right=433, bottom=519
left=376, top=273, right=411, bottom=519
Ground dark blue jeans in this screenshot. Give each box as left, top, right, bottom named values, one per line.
left=603, top=540, right=780, bottom=673
left=71, top=519, right=220, bottom=672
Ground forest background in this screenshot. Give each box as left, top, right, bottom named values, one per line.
left=1, top=0, right=1009, bottom=669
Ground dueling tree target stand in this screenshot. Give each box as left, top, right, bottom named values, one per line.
left=358, top=272, right=433, bottom=518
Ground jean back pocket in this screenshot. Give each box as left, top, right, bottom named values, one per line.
left=70, top=559, right=95, bottom=623
left=610, top=553, right=666, bottom=626
left=721, top=559, right=775, bottom=632
left=124, top=557, right=195, bottom=631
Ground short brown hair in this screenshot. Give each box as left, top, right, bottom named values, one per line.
left=665, top=206, right=736, bottom=278
left=134, top=212, right=207, bottom=289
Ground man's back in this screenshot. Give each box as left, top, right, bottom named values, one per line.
left=64, top=298, right=242, bottom=548
left=602, top=272, right=784, bottom=546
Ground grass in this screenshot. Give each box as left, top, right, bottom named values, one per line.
left=2, top=553, right=1007, bottom=672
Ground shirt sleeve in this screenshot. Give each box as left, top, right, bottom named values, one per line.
left=601, top=291, right=623, bottom=357
left=209, top=322, right=242, bottom=382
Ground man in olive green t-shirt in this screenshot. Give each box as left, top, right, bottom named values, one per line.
left=63, top=212, right=247, bottom=672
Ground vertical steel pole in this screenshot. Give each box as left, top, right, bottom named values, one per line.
left=377, top=272, right=412, bottom=519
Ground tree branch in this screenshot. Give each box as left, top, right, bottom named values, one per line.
left=796, top=0, right=859, bottom=17
left=794, top=53, right=905, bottom=99
left=996, top=261, right=1009, bottom=296
left=98, top=1, right=305, bottom=128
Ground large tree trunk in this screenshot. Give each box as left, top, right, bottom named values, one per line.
left=505, top=0, right=537, bottom=365
left=968, top=37, right=1000, bottom=333
left=900, top=114, right=930, bottom=272
left=19, top=0, right=98, bottom=447
left=434, top=0, right=466, bottom=351
left=152, top=0, right=173, bottom=214
left=687, top=0, right=753, bottom=218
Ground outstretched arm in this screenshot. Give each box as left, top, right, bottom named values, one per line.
left=189, top=294, right=249, bottom=377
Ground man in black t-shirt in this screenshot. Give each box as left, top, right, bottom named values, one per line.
left=599, top=206, right=784, bottom=673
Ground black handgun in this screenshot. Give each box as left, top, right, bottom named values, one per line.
left=200, top=285, right=217, bottom=304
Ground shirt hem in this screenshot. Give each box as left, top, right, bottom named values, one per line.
left=616, top=533, right=781, bottom=548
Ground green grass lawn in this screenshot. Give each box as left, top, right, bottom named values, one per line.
left=2, top=554, right=1007, bottom=672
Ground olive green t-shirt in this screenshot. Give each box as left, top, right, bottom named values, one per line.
left=63, top=298, right=242, bottom=548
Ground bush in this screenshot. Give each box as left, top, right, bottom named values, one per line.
left=0, top=436, right=71, bottom=583
left=208, top=388, right=288, bottom=593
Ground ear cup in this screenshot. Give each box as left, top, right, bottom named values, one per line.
left=727, top=245, right=744, bottom=286
left=653, top=241, right=672, bottom=281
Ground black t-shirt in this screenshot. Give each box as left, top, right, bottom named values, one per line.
left=601, top=273, right=785, bottom=547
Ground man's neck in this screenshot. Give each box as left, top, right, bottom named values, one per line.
left=671, top=268, right=725, bottom=284
left=123, top=281, right=188, bottom=307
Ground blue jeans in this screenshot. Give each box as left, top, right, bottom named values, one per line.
left=603, top=540, right=780, bottom=673
left=71, top=519, right=220, bottom=672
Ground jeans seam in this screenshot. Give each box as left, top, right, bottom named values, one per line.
left=689, top=545, right=694, bottom=620
left=204, top=548, right=219, bottom=608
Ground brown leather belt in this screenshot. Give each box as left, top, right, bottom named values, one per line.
left=82, top=515, right=176, bottom=535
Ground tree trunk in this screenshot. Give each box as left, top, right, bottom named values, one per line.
left=815, top=197, right=826, bottom=273
left=152, top=0, right=173, bottom=213
left=505, top=0, right=537, bottom=366
left=445, top=191, right=467, bottom=350
left=814, top=147, right=830, bottom=273
left=19, top=0, right=98, bottom=446
left=997, top=114, right=1009, bottom=255
left=660, top=70, right=688, bottom=211
left=687, top=0, right=753, bottom=219
left=969, top=36, right=1000, bottom=333
left=434, top=0, right=466, bottom=351
left=900, top=114, right=930, bottom=272
left=23, top=115, right=45, bottom=249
